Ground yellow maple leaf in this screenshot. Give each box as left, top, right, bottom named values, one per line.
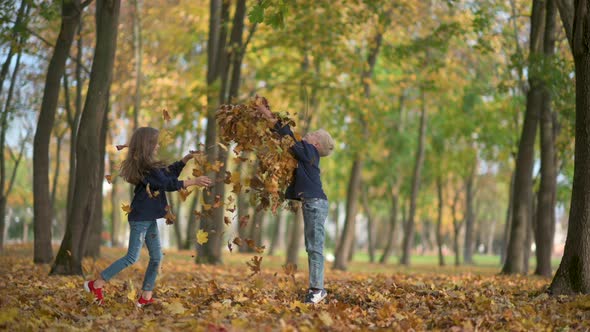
left=121, top=203, right=132, bottom=215
left=196, top=229, right=208, bottom=245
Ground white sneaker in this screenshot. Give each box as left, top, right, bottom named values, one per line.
left=304, top=289, right=327, bottom=304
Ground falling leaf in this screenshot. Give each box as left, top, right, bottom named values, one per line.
left=116, top=144, right=128, bottom=151
left=105, top=175, right=113, bottom=184
left=165, top=205, right=176, bottom=225
left=227, top=241, right=233, bottom=253
left=179, top=188, right=192, bottom=202
left=246, top=256, right=263, bottom=277
left=196, top=229, right=208, bottom=245
left=162, top=109, right=171, bottom=121
left=121, top=203, right=132, bottom=215
left=224, top=216, right=232, bottom=225
left=66, top=250, right=71, bottom=256
left=202, top=203, right=212, bottom=211
left=232, top=237, right=243, bottom=247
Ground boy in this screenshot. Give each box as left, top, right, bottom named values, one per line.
left=256, top=102, right=334, bottom=304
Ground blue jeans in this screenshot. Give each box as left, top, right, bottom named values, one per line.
left=100, top=221, right=162, bottom=291
left=302, top=198, right=329, bottom=290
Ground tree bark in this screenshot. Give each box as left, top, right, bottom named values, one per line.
left=333, top=159, right=362, bottom=270
left=286, top=204, right=304, bottom=265
left=501, top=171, right=515, bottom=264
left=463, top=166, right=476, bottom=265
left=0, top=21, right=27, bottom=251
left=362, top=187, right=376, bottom=263
left=132, top=0, right=142, bottom=129
left=85, top=106, right=108, bottom=258
left=379, top=193, right=399, bottom=264
left=400, top=89, right=427, bottom=266
left=549, top=0, right=590, bottom=295
left=436, top=176, right=446, bottom=266
left=51, top=0, right=120, bottom=275
left=184, top=189, right=200, bottom=250
left=34, top=0, right=82, bottom=264
left=451, top=190, right=463, bottom=267
left=269, top=211, right=284, bottom=256
left=502, top=0, right=545, bottom=274
left=66, top=22, right=85, bottom=222
left=535, top=0, right=558, bottom=278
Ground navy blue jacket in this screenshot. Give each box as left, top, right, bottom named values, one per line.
left=128, top=160, right=186, bottom=221
left=274, top=121, right=327, bottom=201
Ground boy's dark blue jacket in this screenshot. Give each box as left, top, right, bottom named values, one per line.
left=128, top=160, right=186, bottom=221
left=274, top=121, right=327, bottom=201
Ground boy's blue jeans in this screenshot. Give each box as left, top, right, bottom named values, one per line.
left=302, top=198, right=329, bottom=290
left=100, top=220, right=162, bottom=291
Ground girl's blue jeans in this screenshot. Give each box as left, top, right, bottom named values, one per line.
left=302, top=198, right=329, bottom=290
left=100, top=220, right=162, bottom=291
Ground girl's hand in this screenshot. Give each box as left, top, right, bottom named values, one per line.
left=182, top=152, right=198, bottom=164
left=184, top=176, right=212, bottom=188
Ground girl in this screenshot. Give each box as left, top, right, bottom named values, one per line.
left=83, top=127, right=212, bottom=307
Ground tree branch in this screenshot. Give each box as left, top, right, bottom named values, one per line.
left=26, top=27, right=91, bottom=74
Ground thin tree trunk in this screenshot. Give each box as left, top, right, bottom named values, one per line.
left=362, top=187, right=375, bottom=263
left=502, top=0, right=545, bottom=274
left=463, top=167, right=476, bottom=265
left=451, top=191, right=462, bottom=267
left=400, top=89, right=427, bottom=266
left=334, top=30, right=384, bottom=270
left=524, top=191, right=536, bottom=275
left=379, top=193, right=398, bottom=264
left=535, top=0, right=558, bottom=278
left=501, top=171, right=515, bottom=264
left=50, top=130, right=65, bottom=237
left=0, top=1, right=27, bottom=98
left=487, top=217, right=497, bottom=255
left=0, top=26, right=26, bottom=251
left=269, top=211, right=284, bottom=256
left=132, top=0, right=142, bottom=129
left=51, top=0, right=120, bottom=275
left=110, top=164, right=120, bottom=247
left=34, top=0, right=82, bottom=264
left=333, top=159, right=362, bottom=270
left=436, top=176, right=446, bottom=266
left=184, top=190, right=200, bottom=250
left=286, top=204, right=304, bottom=265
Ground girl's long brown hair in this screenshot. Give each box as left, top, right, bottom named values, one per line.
left=119, top=127, right=166, bottom=185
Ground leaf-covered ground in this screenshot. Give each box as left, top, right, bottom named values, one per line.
left=1, top=245, right=589, bottom=331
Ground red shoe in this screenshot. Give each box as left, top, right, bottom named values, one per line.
left=137, top=296, right=154, bottom=308
left=83, top=280, right=104, bottom=305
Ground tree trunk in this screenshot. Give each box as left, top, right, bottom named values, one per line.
left=286, top=204, right=304, bottom=265
left=34, top=0, right=82, bottom=264
left=451, top=191, right=462, bottom=267
left=110, top=166, right=120, bottom=247
left=66, top=21, right=85, bottom=223
left=184, top=190, right=200, bottom=250
left=333, top=159, right=362, bottom=270
left=501, top=171, right=515, bottom=264
left=269, top=211, right=285, bottom=256
left=0, top=22, right=27, bottom=251
left=132, top=0, right=142, bottom=129
left=51, top=0, right=120, bottom=275
left=524, top=192, right=536, bottom=275
left=0, top=1, right=27, bottom=98
left=400, top=89, right=427, bottom=266
left=379, top=193, right=398, bottom=264
left=463, top=167, right=476, bottom=265
left=535, top=0, right=558, bottom=278
left=50, top=131, right=65, bottom=238
left=487, top=217, right=497, bottom=255
left=436, top=177, right=446, bottom=266
left=361, top=187, right=376, bottom=263
left=549, top=0, right=590, bottom=294
left=85, top=107, right=109, bottom=258
left=502, top=0, right=545, bottom=274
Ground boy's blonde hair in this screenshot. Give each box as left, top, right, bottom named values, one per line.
left=313, top=129, right=334, bottom=157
